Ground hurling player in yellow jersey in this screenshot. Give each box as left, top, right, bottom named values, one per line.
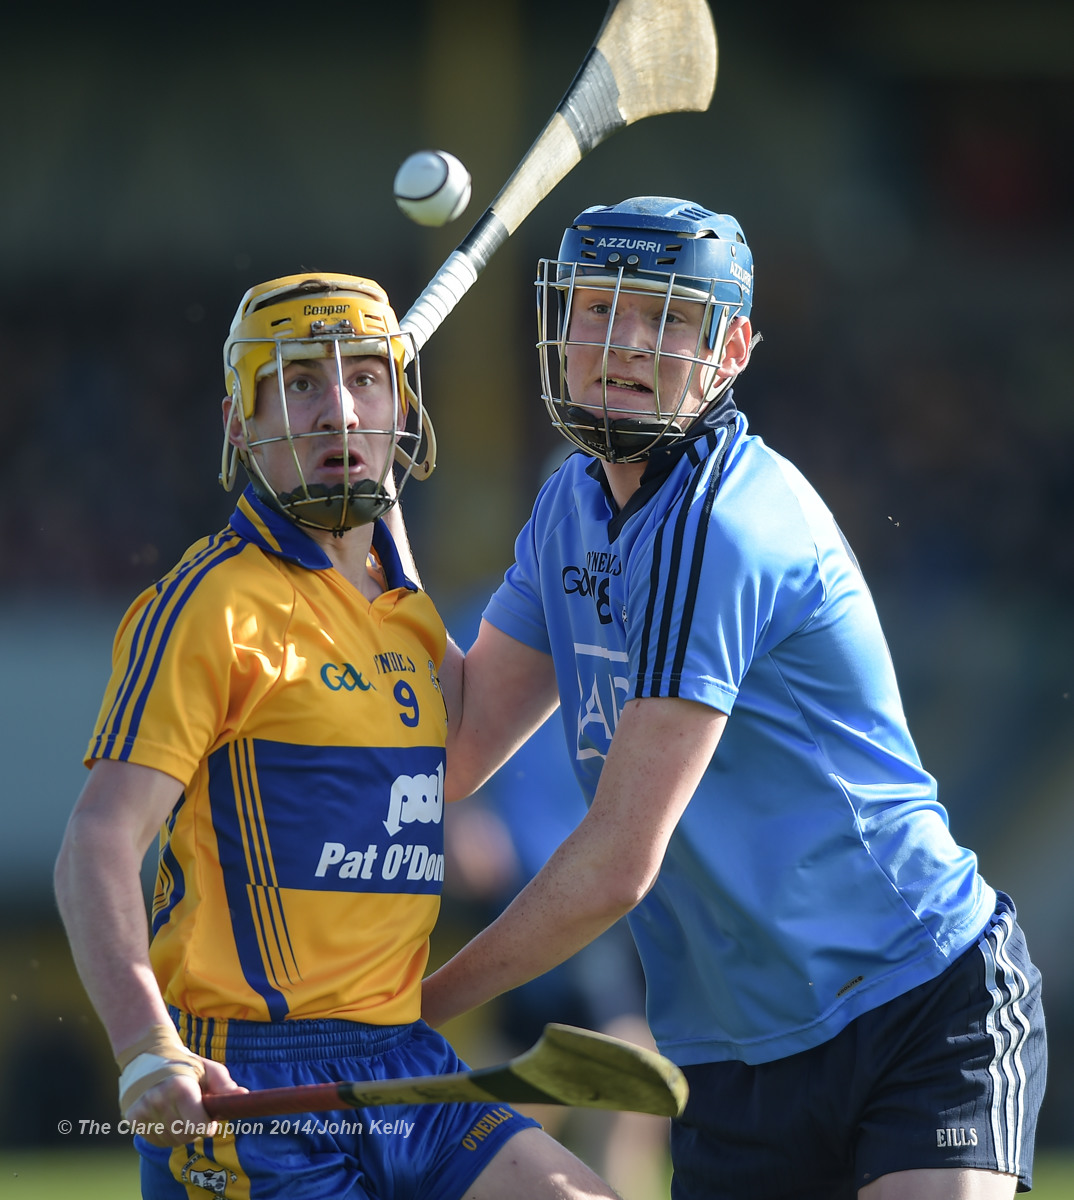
left=55, top=275, right=618, bottom=1200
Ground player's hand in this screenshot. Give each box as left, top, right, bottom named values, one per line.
left=116, top=1023, right=247, bottom=1146
left=123, top=1060, right=245, bottom=1147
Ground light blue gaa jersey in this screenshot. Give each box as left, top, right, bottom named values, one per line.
left=483, top=410, right=996, bottom=1068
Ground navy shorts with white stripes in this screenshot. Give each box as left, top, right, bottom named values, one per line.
left=670, top=892, right=1046, bottom=1200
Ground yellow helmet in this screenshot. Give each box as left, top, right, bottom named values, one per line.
left=220, top=274, right=436, bottom=532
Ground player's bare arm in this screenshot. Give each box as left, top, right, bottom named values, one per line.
left=423, top=694, right=727, bottom=1027
left=443, top=620, right=560, bottom=803
left=54, top=759, right=243, bottom=1146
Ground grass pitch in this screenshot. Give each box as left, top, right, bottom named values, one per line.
left=2, top=1148, right=139, bottom=1198
left=3, top=1147, right=1074, bottom=1198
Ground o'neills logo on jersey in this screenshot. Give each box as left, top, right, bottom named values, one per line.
left=595, top=236, right=660, bottom=252
left=304, top=303, right=348, bottom=315
left=936, top=1127, right=978, bottom=1147
left=374, top=650, right=416, bottom=675
left=461, top=1106, right=515, bottom=1151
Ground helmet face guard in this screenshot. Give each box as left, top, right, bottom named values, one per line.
left=221, top=274, right=436, bottom=534
left=536, top=197, right=753, bottom=463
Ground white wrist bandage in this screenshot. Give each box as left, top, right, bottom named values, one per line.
left=116, top=1025, right=206, bottom=1113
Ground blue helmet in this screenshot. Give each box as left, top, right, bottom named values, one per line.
left=556, top=196, right=754, bottom=325
left=536, top=197, right=755, bottom=462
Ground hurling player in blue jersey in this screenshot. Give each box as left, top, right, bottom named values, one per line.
left=54, top=274, right=619, bottom=1200
left=422, top=199, right=1047, bottom=1199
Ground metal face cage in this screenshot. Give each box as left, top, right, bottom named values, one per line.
left=535, top=260, right=739, bottom=463
left=222, top=323, right=424, bottom=534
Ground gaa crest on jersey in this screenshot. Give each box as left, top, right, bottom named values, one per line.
left=562, top=550, right=622, bottom=625
left=320, top=662, right=376, bottom=691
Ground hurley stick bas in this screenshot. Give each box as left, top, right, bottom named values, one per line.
left=203, top=1023, right=689, bottom=1120
left=400, top=0, right=718, bottom=354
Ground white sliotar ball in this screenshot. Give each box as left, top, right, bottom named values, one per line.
left=393, top=150, right=472, bottom=227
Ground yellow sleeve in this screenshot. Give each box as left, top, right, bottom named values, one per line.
left=86, top=541, right=292, bottom=785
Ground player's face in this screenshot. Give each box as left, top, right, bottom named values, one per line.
left=245, top=355, right=399, bottom=495
left=563, top=286, right=715, bottom=426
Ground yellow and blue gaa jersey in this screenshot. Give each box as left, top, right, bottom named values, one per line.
left=86, top=487, right=448, bottom=1026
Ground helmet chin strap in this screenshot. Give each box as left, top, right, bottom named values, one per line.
left=559, top=405, right=693, bottom=463
left=250, top=475, right=394, bottom=536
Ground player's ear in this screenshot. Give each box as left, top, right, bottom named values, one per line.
left=219, top=394, right=246, bottom=493
left=719, top=317, right=754, bottom=377
left=222, top=394, right=246, bottom=448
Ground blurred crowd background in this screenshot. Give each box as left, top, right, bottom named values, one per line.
left=1, top=0, right=1071, bottom=1183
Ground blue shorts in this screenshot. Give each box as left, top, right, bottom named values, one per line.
left=670, top=893, right=1046, bottom=1200
left=137, top=1015, right=540, bottom=1200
